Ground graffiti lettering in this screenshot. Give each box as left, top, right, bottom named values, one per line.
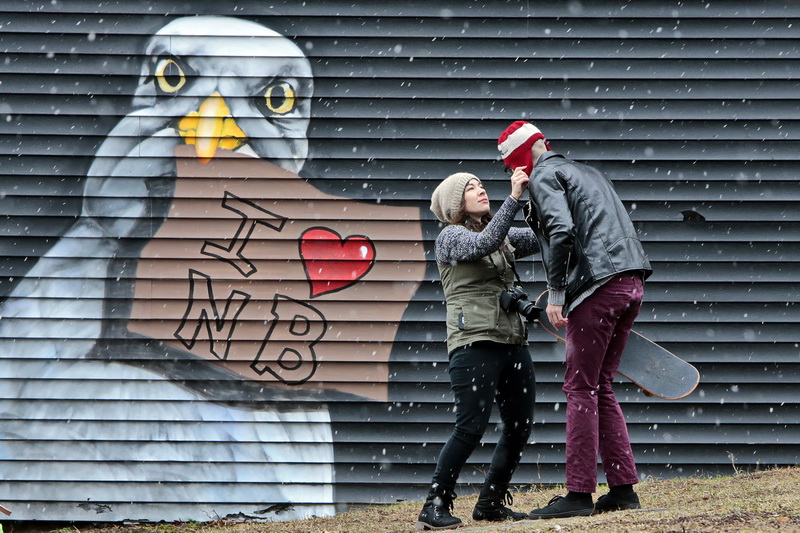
left=251, top=294, right=326, bottom=385
left=174, top=269, right=251, bottom=359
left=201, top=191, right=288, bottom=277
left=174, top=191, right=335, bottom=385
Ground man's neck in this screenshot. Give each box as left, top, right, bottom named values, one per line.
left=532, top=147, right=548, bottom=166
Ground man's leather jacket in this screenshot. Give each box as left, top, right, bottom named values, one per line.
left=524, top=152, right=652, bottom=308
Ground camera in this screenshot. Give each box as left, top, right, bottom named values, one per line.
left=499, top=286, right=542, bottom=322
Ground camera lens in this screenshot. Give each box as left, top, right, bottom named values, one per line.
left=500, top=287, right=542, bottom=321
left=517, top=300, right=540, bottom=321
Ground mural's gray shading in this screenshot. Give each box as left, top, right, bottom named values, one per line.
left=1, top=0, right=800, bottom=523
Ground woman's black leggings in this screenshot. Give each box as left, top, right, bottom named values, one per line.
left=431, top=340, right=535, bottom=490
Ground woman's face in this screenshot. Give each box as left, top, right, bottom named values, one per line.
left=463, top=178, right=490, bottom=221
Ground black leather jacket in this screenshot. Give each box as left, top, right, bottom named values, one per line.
left=524, top=152, right=652, bottom=307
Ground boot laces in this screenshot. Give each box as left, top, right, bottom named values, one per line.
left=446, top=491, right=457, bottom=512
left=433, top=491, right=457, bottom=513
left=502, top=490, right=514, bottom=507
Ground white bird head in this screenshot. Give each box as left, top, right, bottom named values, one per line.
left=129, top=16, right=313, bottom=173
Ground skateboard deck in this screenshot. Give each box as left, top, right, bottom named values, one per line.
left=533, top=291, right=699, bottom=400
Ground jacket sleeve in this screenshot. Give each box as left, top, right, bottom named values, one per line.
left=530, top=168, right=575, bottom=298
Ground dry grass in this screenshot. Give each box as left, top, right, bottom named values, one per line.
left=6, top=466, right=800, bottom=533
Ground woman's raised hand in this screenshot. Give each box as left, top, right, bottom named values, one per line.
left=510, top=166, right=529, bottom=201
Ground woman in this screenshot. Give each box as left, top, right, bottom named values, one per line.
left=416, top=170, right=539, bottom=530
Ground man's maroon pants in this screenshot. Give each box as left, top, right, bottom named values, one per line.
left=563, top=272, right=644, bottom=493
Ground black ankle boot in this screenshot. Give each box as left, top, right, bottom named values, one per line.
left=416, top=484, right=463, bottom=531
left=472, top=481, right=527, bottom=522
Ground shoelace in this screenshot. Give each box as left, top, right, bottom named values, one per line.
left=503, top=490, right=515, bottom=507
left=434, top=492, right=457, bottom=512
left=448, top=492, right=458, bottom=511
left=547, top=495, right=565, bottom=506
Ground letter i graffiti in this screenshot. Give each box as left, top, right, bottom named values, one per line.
left=201, top=191, right=288, bottom=277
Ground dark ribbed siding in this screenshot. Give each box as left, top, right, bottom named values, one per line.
left=0, top=0, right=798, bottom=522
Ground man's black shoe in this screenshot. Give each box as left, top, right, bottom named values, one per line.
left=528, top=495, right=594, bottom=519
left=594, top=491, right=641, bottom=513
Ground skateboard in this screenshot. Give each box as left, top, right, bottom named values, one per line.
left=532, top=291, right=699, bottom=400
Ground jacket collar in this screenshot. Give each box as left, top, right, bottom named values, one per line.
left=535, top=151, right=565, bottom=167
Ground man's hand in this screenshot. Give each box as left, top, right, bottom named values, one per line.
left=510, top=166, right=529, bottom=200
left=546, top=303, right=568, bottom=330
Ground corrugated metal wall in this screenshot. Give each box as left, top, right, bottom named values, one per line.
left=1, top=0, right=798, bottom=523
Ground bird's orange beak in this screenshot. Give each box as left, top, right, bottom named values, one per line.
left=178, top=92, right=247, bottom=164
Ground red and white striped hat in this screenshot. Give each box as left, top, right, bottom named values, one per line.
left=497, top=121, right=550, bottom=161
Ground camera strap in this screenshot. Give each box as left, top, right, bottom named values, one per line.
left=509, top=257, right=525, bottom=286
left=491, top=238, right=526, bottom=289
left=495, top=240, right=535, bottom=332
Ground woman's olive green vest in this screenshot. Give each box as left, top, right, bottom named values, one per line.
left=437, top=241, right=528, bottom=354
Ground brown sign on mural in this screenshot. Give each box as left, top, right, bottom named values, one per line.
left=128, top=146, right=425, bottom=401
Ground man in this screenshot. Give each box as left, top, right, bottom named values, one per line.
left=497, top=121, right=652, bottom=518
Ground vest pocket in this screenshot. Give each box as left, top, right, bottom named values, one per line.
left=447, top=298, right=499, bottom=333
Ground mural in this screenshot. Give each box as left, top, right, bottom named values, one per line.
left=0, top=15, right=424, bottom=522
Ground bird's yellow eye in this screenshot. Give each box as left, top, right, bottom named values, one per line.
left=264, top=82, right=296, bottom=115
left=155, top=58, right=186, bottom=93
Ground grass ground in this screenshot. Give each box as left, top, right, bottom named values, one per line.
left=5, top=466, right=800, bottom=533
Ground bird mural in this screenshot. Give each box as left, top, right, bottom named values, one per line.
left=0, top=16, right=314, bottom=357
left=0, top=16, right=425, bottom=522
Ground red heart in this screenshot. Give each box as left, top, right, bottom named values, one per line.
left=299, top=227, right=376, bottom=297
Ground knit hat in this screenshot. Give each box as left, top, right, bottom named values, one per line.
left=430, top=172, right=476, bottom=223
left=497, top=121, right=551, bottom=176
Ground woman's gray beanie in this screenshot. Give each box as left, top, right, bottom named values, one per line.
left=430, top=172, right=477, bottom=223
